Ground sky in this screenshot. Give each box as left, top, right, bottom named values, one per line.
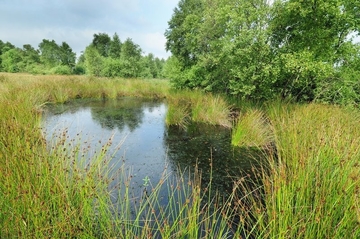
left=0, top=0, right=179, bottom=59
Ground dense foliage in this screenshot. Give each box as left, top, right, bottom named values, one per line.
left=0, top=33, right=165, bottom=78
left=165, top=0, right=360, bottom=105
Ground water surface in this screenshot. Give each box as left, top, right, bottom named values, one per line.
left=43, top=98, right=262, bottom=200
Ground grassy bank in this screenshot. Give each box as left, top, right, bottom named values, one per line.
left=232, top=102, right=360, bottom=238
left=1, top=73, right=359, bottom=238
left=165, top=90, right=231, bottom=129
left=0, top=73, right=241, bottom=238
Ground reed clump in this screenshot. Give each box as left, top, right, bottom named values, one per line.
left=236, top=102, right=360, bottom=238
left=232, top=108, right=273, bottom=148
left=166, top=90, right=232, bottom=128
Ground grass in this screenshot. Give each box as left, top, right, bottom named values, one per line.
left=231, top=108, right=273, bottom=148
left=166, top=90, right=231, bottom=129
left=234, top=102, right=360, bottom=238
left=0, top=73, right=241, bottom=238
left=1, top=72, right=359, bottom=238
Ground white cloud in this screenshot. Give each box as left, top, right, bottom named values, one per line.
left=0, top=0, right=178, bottom=58
left=138, top=32, right=169, bottom=59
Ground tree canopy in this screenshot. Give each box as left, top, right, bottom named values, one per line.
left=82, top=34, right=165, bottom=78
left=0, top=33, right=165, bottom=78
left=165, top=0, right=360, bottom=105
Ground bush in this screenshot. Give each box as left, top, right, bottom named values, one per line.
left=139, top=67, right=153, bottom=79
left=73, top=65, right=86, bottom=75
left=25, top=64, right=46, bottom=75
left=315, top=73, right=360, bottom=106
left=49, top=65, right=72, bottom=75
left=101, top=58, right=123, bottom=77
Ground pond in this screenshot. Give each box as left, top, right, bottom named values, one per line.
left=42, top=97, right=264, bottom=218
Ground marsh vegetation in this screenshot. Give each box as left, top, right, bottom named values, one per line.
left=1, top=0, right=360, bottom=237
left=1, top=73, right=359, bottom=238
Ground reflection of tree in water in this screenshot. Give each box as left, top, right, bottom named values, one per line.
left=164, top=123, right=264, bottom=195
left=90, top=98, right=155, bottom=131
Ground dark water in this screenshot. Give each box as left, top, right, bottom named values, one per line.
left=43, top=98, right=264, bottom=235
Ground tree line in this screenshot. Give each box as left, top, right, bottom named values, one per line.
left=164, top=0, right=360, bottom=105
left=0, top=33, right=166, bottom=78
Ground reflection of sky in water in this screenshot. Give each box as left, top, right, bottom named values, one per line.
left=42, top=98, right=264, bottom=236
left=43, top=100, right=170, bottom=199
left=43, top=98, right=263, bottom=207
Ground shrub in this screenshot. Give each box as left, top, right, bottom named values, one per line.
left=49, top=65, right=72, bottom=75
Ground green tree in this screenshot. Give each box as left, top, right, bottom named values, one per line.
left=165, top=0, right=204, bottom=68
left=77, top=52, right=85, bottom=65
left=38, top=39, right=61, bottom=67
left=119, top=38, right=142, bottom=78
left=20, top=44, right=41, bottom=73
left=270, top=0, right=360, bottom=101
left=165, top=0, right=275, bottom=99
left=165, top=0, right=360, bottom=104
left=1, top=48, right=23, bottom=72
left=38, top=39, right=76, bottom=74
left=74, top=52, right=86, bottom=75
left=59, top=42, right=76, bottom=68
left=0, top=40, right=3, bottom=71
left=201, top=0, right=274, bottom=98
left=164, top=0, right=206, bottom=89
left=22, top=44, right=40, bottom=64
left=271, top=0, right=359, bottom=62
left=0, top=41, right=16, bottom=71
left=84, top=45, right=103, bottom=76
left=0, top=41, right=15, bottom=53
left=102, top=58, right=123, bottom=77
left=140, top=53, right=158, bottom=78
left=109, top=33, right=122, bottom=59
left=92, top=33, right=111, bottom=57
left=162, top=56, right=184, bottom=83
left=155, top=57, right=166, bottom=78
left=0, top=40, right=4, bottom=71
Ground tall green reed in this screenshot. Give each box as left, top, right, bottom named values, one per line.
left=232, top=108, right=273, bottom=148
left=166, top=90, right=232, bottom=128
left=237, top=102, right=360, bottom=238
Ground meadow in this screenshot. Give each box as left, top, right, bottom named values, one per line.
left=0, top=73, right=359, bottom=238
